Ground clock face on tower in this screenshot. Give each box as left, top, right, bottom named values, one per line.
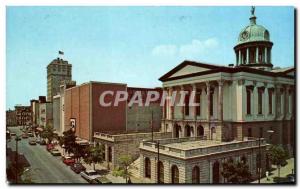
left=241, top=31, right=249, bottom=40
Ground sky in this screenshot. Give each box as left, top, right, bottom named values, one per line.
left=6, top=6, right=294, bottom=110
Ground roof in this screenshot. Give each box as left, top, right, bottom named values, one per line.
left=159, top=60, right=294, bottom=82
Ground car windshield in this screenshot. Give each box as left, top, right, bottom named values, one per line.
left=87, top=171, right=97, bottom=176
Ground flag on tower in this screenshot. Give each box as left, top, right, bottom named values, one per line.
left=59, top=51, right=64, bottom=55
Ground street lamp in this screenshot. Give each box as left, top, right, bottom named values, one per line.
left=15, top=135, right=21, bottom=183
left=258, top=130, right=274, bottom=184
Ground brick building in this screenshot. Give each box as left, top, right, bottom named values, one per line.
left=6, top=109, right=16, bottom=126
left=64, top=81, right=162, bottom=141
left=15, top=105, right=32, bottom=126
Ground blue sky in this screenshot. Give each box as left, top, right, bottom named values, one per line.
left=6, top=6, right=294, bottom=109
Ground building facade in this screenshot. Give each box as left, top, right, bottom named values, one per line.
left=6, top=109, right=16, bottom=126
left=15, top=105, right=32, bottom=126
left=47, top=57, right=73, bottom=102
left=30, top=99, right=39, bottom=128
left=64, top=81, right=162, bottom=141
left=93, top=131, right=172, bottom=170
left=38, top=101, right=53, bottom=128
left=138, top=8, right=295, bottom=183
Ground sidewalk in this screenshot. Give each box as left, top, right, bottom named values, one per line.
left=252, top=158, right=295, bottom=183
left=54, top=144, right=127, bottom=183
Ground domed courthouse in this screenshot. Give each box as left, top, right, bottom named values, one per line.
left=139, top=8, right=295, bottom=183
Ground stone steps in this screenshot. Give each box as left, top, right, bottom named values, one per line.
left=129, top=157, right=141, bottom=178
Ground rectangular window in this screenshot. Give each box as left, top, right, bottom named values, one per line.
left=259, top=127, right=263, bottom=138
left=278, top=91, right=282, bottom=114
left=258, top=89, right=263, bottom=114
left=268, top=89, right=273, bottom=114
left=196, top=92, right=201, bottom=116
left=210, top=90, right=214, bottom=116
left=246, top=89, right=251, bottom=114
left=185, top=92, right=190, bottom=116
left=247, top=128, right=252, bottom=137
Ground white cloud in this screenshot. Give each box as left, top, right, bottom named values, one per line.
left=151, top=38, right=219, bottom=60
left=151, top=44, right=177, bottom=57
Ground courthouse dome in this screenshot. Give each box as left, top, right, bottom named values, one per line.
left=237, top=7, right=270, bottom=45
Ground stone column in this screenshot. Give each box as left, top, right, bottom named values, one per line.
left=169, top=87, right=174, bottom=119
left=269, top=49, right=272, bottom=64
left=264, top=47, right=268, bottom=63
left=246, top=48, right=249, bottom=64
left=192, top=84, right=197, bottom=120
left=105, top=144, right=109, bottom=162
left=256, top=47, right=259, bottom=63
left=218, top=80, right=224, bottom=122
left=253, top=84, right=258, bottom=116
left=206, top=82, right=211, bottom=122
left=180, top=86, right=185, bottom=120
left=285, top=85, right=290, bottom=118
left=263, top=83, right=268, bottom=116
left=238, top=50, right=241, bottom=65
left=162, top=88, right=166, bottom=119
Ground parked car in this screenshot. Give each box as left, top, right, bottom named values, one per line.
left=10, top=132, right=16, bottom=136
left=29, top=140, right=36, bottom=145
left=80, top=170, right=101, bottom=182
left=90, top=177, right=112, bottom=184
left=287, top=174, right=295, bottom=183
left=21, top=133, right=28, bottom=139
left=62, top=156, right=75, bottom=166
left=47, top=144, right=55, bottom=151
left=50, top=149, right=61, bottom=156
left=70, top=163, right=86, bottom=174
left=28, top=132, right=34, bottom=137
left=40, top=139, right=46, bottom=145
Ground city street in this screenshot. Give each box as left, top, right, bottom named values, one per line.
left=7, top=126, right=87, bottom=184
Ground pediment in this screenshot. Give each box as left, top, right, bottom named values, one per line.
left=169, top=65, right=210, bottom=78
left=159, top=61, right=222, bottom=81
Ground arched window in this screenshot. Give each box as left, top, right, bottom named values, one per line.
left=145, top=157, right=151, bottom=178
left=192, top=166, right=200, bottom=183
left=171, top=165, right=179, bottom=183
left=247, top=128, right=252, bottom=137
left=174, top=124, right=181, bottom=138
left=213, top=161, right=220, bottom=183
left=185, top=125, right=191, bottom=137
left=158, top=161, right=164, bottom=183
left=197, top=125, right=204, bottom=137
left=241, top=155, right=247, bottom=164
left=108, top=146, right=112, bottom=162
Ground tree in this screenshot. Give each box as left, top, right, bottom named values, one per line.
left=83, top=143, right=104, bottom=170
left=62, top=129, right=76, bottom=155
left=41, top=123, right=55, bottom=144
left=268, top=145, right=288, bottom=177
left=112, top=155, right=134, bottom=183
left=221, top=158, right=252, bottom=183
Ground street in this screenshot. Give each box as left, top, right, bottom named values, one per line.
left=7, top=126, right=87, bottom=184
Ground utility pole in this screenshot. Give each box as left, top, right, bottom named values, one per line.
left=15, top=135, right=20, bottom=184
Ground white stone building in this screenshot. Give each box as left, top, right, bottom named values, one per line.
left=139, top=8, right=295, bottom=184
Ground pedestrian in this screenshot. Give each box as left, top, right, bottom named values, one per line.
left=266, top=171, right=269, bottom=181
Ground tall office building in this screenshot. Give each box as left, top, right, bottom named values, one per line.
left=47, top=57, right=72, bottom=101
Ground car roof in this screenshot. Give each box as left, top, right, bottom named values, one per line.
left=86, top=170, right=97, bottom=173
